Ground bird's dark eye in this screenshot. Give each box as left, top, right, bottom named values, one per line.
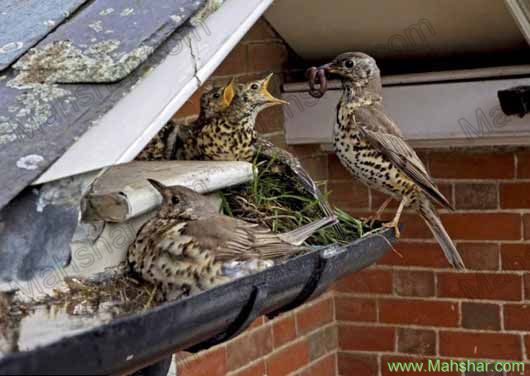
left=344, top=60, right=354, bottom=69
left=213, top=93, right=221, bottom=99
left=171, top=196, right=179, bottom=205
left=251, top=83, right=259, bottom=90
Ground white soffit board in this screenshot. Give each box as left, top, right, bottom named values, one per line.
left=505, top=0, right=530, bottom=44
left=34, top=0, right=274, bottom=185
left=265, top=0, right=527, bottom=61
left=283, top=77, right=530, bottom=148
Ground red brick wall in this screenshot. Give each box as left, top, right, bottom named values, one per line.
left=332, top=149, right=530, bottom=375
left=172, top=19, right=334, bottom=376
left=169, top=16, right=530, bottom=376
left=177, top=295, right=337, bottom=376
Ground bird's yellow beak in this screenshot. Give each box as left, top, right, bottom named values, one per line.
left=261, top=73, right=289, bottom=105
left=223, top=79, right=236, bottom=107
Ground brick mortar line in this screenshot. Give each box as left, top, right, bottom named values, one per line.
left=435, top=327, right=440, bottom=357
left=334, top=291, right=527, bottom=305
left=327, top=177, right=530, bottom=183
left=522, top=333, right=528, bottom=362
left=336, top=321, right=530, bottom=336
left=225, top=356, right=266, bottom=376
left=226, top=320, right=337, bottom=374
left=287, top=350, right=338, bottom=376
left=272, top=322, right=337, bottom=354
left=242, top=38, right=284, bottom=44
left=174, top=344, right=227, bottom=370
left=262, top=323, right=338, bottom=368
left=497, top=179, right=502, bottom=211
left=334, top=205, right=530, bottom=214
left=370, top=264, right=529, bottom=274
left=244, top=40, right=286, bottom=46
left=219, top=293, right=333, bottom=348
left=339, top=349, right=527, bottom=365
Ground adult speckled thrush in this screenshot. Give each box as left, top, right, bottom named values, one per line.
left=316, top=52, right=464, bottom=269
left=137, top=81, right=235, bottom=161
left=127, top=180, right=336, bottom=298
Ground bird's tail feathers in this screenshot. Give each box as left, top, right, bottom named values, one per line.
left=419, top=202, right=465, bottom=270
left=279, top=215, right=338, bottom=246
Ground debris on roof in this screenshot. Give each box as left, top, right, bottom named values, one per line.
left=0, top=0, right=208, bottom=210
left=12, top=0, right=201, bottom=84
left=0, top=0, right=89, bottom=71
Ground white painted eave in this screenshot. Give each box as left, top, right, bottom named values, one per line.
left=34, top=0, right=274, bottom=185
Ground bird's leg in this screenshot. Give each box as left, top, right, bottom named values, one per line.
left=383, top=197, right=408, bottom=238
left=364, top=197, right=392, bottom=226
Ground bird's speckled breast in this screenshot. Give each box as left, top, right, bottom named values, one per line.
left=128, top=217, right=226, bottom=296
left=333, top=99, right=416, bottom=201
left=197, top=119, right=256, bottom=162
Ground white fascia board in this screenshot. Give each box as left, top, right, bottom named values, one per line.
left=34, top=0, right=274, bottom=185
left=505, top=0, right=530, bottom=45
left=284, top=65, right=530, bottom=93
left=283, top=76, right=530, bottom=148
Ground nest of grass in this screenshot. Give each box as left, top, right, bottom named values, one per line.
left=45, top=274, right=161, bottom=317
left=219, top=153, right=379, bottom=246
left=1, top=152, right=382, bottom=345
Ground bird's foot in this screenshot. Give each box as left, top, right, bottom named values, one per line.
left=383, top=220, right=401, bottom=238
left=362, top=215, right=380, bottom=228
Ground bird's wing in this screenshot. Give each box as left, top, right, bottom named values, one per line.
left=353, top=106, right=453, bottom=210
left=182, top=215, right=303, bottom=261
left=255, top=137, right=336, bottom=218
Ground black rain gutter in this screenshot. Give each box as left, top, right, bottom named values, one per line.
left=0, top=229, right=395, bottom=375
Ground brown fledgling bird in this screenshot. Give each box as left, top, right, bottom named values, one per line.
left=136, top=81, right=236, bottom=161
left=127, top=180, right=336, bottom=297
left=317, top=52, right=464, bottom=269
left=196, top=73, right=288, bottom=162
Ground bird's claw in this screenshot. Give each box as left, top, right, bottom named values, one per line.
left=383, top=221, right=400, bottom=239
left=361, top=215, right=378, bottom=228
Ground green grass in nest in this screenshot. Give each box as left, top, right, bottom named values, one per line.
left=219, top=153, right=379, bottom=246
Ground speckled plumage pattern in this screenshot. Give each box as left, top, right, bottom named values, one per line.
left=136, top=85, right=233, bottom=161
left=128, top=182, right=333, bottom=298
left=324, top=52, right=464, bottom=269
left=195, top=76, right=283, bottom=162
left=196, top=99, right=257, bottom=161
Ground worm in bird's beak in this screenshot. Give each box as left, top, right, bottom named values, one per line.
left=262, top=73, right=289, bottom=105
left=305, top=66, right=329, bottom=98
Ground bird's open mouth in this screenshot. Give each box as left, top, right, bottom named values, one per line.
left=262, top=73, right=289, bottom=105
left=305, top=66, right=329, bottom=98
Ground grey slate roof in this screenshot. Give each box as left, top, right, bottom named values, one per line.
left=0, top=0, right=89, bottom=71
left=0, top=0, right=207, bottom=210
left=0, top=0, right=211, bottom=283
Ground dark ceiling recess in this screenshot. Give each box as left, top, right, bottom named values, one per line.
left=266, top=0, right=530, bottom=75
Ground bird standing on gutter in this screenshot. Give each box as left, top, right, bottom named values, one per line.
left=309, top=52, right=465, bottom=269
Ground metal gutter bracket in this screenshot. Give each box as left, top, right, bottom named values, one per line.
left=188, top=283, right=269, bottom=352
